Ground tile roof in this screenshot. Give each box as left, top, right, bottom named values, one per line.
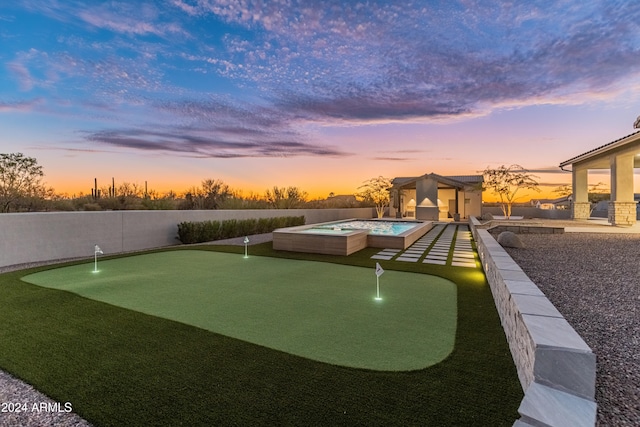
left=391, top=174, right=483, bottom=188
left=559, top=130, right=640, bottom=167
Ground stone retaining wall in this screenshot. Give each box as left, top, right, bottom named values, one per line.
left=486, top=224, right=564, bottom=234
left=469, top=217, right=597, bottom=427
left=482, top=206, right=571, bottom=219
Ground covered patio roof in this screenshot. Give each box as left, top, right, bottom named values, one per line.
left=559, top=130, right=640, bottom=170
left=560, top=122, right=640, bottom=226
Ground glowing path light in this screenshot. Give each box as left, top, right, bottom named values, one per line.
left=243, top=236, right=250, bottom=258
left=93, top=244, right=103, bottom=273
left=374, top=262, right=384, bottom=301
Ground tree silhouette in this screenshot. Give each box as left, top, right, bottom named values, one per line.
left=358, top=176, right=392, bottom=218
left=0, top=153, right=45, bottom=213
left=482, top=165, right=539, bottom=219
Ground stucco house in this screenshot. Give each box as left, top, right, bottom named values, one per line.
left=389, top=173, right=483, bottom=220
left=530, top=195, right=572, bottom=210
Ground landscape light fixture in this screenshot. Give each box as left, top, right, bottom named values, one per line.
left=94, top=244, right=103, bottom=273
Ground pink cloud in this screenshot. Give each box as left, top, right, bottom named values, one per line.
left=0, top=98, right=43, bottom=112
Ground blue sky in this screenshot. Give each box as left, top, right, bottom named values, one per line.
left=1, top=1, right=640, bottom=197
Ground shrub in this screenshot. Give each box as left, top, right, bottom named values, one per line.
left=220, top=219, right=237, bottom=239
left=236, top=218, right=257, bottom=236
left=82, top=203, right=102, bottom=211
left=177, top=222, right=197, bottom=244
left=177, top=216, right=305, bottom=244
left=256, top=218, right=271, bottom=234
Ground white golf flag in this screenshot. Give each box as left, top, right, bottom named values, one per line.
left=244, top=236, right=250, bottom=244
left=375, top=262, right=384, bottom=277
left=94, top=245, right=103, bottom=254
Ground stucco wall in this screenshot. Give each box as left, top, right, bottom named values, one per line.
left=466, top=189, right=483, bottom=219
left=0, top=208, right=375, bottom=268
left=392, top=187, right=482, bottom=219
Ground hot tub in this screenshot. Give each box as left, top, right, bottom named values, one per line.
left=273, top=219, right=433, bottom=255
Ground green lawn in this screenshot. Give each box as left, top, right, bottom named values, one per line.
left=0, top=239, right=523, bottom=426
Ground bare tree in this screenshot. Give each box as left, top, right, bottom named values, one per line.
left=180, top=179, right=231, bottom=209
left=482, top=165, right=539, bottom=219
left=265, top=186, right=308, bottom=209
left=201, top=179, right=231, bottom=209
left=358, top=176, right=392, bottom=218
left=553, top=184, right=572, bottom=197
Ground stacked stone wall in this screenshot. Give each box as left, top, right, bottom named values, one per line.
left=470, top=218, right=597, bottom=427
left=487, top=225, right=564, bottom=234
left=572, top=202, right=591, bottom=220
left=607, top=201, right=637, bottom=226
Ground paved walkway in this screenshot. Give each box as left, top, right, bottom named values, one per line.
left=371, top=224, right=478, bottom=268
left=565, top=219, right=640, bottom=233
left=488, top=217, right=640, bottom=234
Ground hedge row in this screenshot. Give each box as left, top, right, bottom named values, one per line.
left=177, top=216, right=305, bottom=244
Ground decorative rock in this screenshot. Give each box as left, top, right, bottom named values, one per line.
left=497, top=231, right=524, bottom=248
left=482, top=212, right=494, bottom=221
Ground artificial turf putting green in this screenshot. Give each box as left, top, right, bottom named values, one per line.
left=1, top=243, right=523, bottom=426
left=22, top=250, right=457, bottom=371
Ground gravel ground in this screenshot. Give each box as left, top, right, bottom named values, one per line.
left=503, top=233, right=640, bottom=427
left=0, top=371, right=92, bottom=427
left=0, top=234, right=274, bottom=427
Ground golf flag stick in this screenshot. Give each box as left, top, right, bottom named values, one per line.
left=243, top=236, right=250, bottom=258
left=94, top=244, right=103, bottom=272
left=375, top=262, right=384, bottom=300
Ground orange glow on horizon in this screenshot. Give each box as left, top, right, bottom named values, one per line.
left=50, top=176, right=571, bottom=203
left=481, top=189, right=565, bottom=204
left=47, top=177, right=358, bottom=200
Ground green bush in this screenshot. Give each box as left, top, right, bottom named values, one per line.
left=220, top=219, right=237, bottom=239
left=177, top=216, right=305, bottom=244
left=237, top=218, right=257, bottom=236
left=256, top=218, right=271, bottom=234
left=177, top=222, right=196, bottom=244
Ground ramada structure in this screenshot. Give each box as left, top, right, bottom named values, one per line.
left=389, top=174, right=483, bottom=221
left=560, top=129, right=640, bottom=226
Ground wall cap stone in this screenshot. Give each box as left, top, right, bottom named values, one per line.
left=511, top=294, right=563, bottom=318
left=518, top=382, right=597, bottom=427
left=522, top=314, right=592, bottom=352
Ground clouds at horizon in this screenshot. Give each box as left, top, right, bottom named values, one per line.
left=2, top=0, right=640, bottom=158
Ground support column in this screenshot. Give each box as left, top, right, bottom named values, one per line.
left=609, top=153, right=637, bottom=226
left=453, top=188, right=461, bottom=221
left=572, top=167, right=590, bottom=220
left=415, top=177, right=439, bottom=220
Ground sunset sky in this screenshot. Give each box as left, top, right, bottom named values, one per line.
left=2, top=1, right=640, bottom=200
